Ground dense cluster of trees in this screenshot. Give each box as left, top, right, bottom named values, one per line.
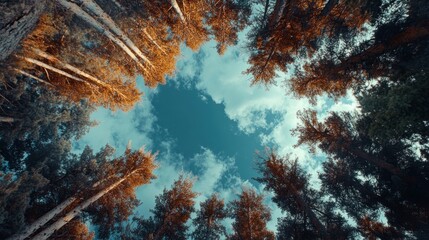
left=2, top=0, right=251, bottom=110
left=1, top=0, right=428, bottom=239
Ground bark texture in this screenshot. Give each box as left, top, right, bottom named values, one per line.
left=0, top=0, right=46, bottom=61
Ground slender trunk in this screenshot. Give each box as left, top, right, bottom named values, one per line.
left=319, top=0, right=339, bottom=17
left=0, top=116, right=15, bottom=123
left=349, top=148, right=404, bottom=177
left=57, top=0, right=148, bottom=73
left=270, top=0, right=287, bottom=28
left=110, top=0, right=124, bottom=10
left=32, top=48, right=128, bottom=100
left=31, top=169, right=142, bottom=240
left=21, top=57, right=91, bottom=86
left=253, top=45, right=276, bottom=84
left=6, top=197, right=77, bottom=240
left=336, top=21, right=429, bottom=71
left=78, top=0, right=153, bottom=67
left=293, top=191, right=327, bottom=237
left=247, top=205, right=253, bottom=240
left=143, top=28, right=167, bottom=54
left=14, top=68, right=54, bottom=87
left=7, top=172, right=121, bottom=240
left=169, top=0, right=187, bottom=23
left=261, top=0, right=270, bottom=27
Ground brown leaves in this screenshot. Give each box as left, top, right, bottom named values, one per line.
left=230, top=188, right=275, bottom=240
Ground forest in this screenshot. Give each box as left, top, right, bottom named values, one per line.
left=0, top=0, right=428, bottom=239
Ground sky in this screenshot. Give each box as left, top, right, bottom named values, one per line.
left=73, top=35, right=359, bottom=233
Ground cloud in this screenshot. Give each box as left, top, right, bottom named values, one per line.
left=73, top=81, right=158, bottom=155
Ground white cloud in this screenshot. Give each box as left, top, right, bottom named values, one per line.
left=73, top=82, right=157, bottom=155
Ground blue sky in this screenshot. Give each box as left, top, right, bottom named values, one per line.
left=74, top=37, right=359, bottom=232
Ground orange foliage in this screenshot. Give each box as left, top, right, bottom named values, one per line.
left=230, top=188, right=275, bottom=240
left=247, top=0, right=370, bottom=85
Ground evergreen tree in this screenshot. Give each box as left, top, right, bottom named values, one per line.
left=192, top=194, right=227, bottom=240
left=132, top=176, right=197, bottom=240
left=256, top=151, right=354, bottom=239
left=229, top=188, right=274, bottom=240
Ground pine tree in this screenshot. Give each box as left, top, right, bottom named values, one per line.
left=192, top=194, right=227, bottom=240
left=229, top=188, right=274, bottom=240
left=132, top=176, right=197, bottom=240
left=256, top=151, right=355, bottom=239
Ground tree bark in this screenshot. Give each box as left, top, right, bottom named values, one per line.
left=78, top=0, right=153, bottom=67
left=143, top=28, right=166, bottom=54
left=31, top=168, right=142, bottom=240
left=14, top=68, right=54, bottom=87
left=0, top=0, right=46, bottom=61
left=169, top=0, right=187, bottom=23
left=349, top=147, right=404, bottom=177
left=335, top=21, right=429, bottom=72
left=319, top=0, right=339, bottom=17
left=32, top=48, right=128, bottom=100
left=292, top=188, right=327, bottom=237
left=0, top=116, right=15, bottom=123
left=21, top=56, right=91, bottom=86
left=57, top=0, right=148, bottom=73
left=6, top=197, right=77, bottom=240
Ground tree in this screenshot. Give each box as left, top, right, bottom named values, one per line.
left=132, top=176, right=197, bottom=240
left=11, top=147, right=157, bottom=240
left=205, top=0, right=251, bottom=54
left=229, top=188, right=274, bottom=240
left=356, top=72, right=429, bottom=147
left=256, top=151, right=354, bottom=239
left=358, top=216, right=403, bottom=240
left=192, top=194, right=227, bottom=240
left=0, top=171, right=48, bottom=238
left=290, top=0, right=428, bottom=100
left=245, top=0, right=370, bottom=85
left=293, top=110, right=405, bottom=177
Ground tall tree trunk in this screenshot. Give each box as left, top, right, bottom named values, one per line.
left=57, top=0, right=148, bottom=73
left=143, top=28, right=166, bottom=54
left=269, top=0, right=287, bottom=29
left=31, top=168, right=142, bottom=240
left=6, top=197, right=77, bottom=240
left=78, top=0, right=153, bottom=67
left=292, top=189, right=327, bottom=237
left=14, top=68, right=54, bottom=86
left=246, top=205, right=253, bottom=239
left=335, top=21, right=429, bottom=72
left=169, top=0, right=187, bottom=23
left=21, top=56, right=92, bottom=86
left=0, top=116, right=15, bottom=123
left=32, top=48, right=128, bottom=100
left=349, top=147, right=404, bottom=177
left=319, top=0, right=339, bottom=17
left=110, top=0, right=124, bottom=10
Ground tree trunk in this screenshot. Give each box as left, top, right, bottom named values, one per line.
left=31, top=168, right=142, bottom=240
left=32, top=48, right=128, bottom=100
left=22, top=56, right=91, bottom=86
left=6, top=197, right=77, bottom=240
left=349, top=147, right=403, bottom=177
left=110, top=0, right=124, bottom=10
left=269, top=0, right=287, bottom=28
left=143, top=28, right=166, bottom=54
left=0, top=116, right=15, bottom=123
left=0, top=0, right=46, bottom=61
left=319, top=0, right=339, bottom=17
left=169, top=0, right=187, bottom=23
left=57, top=0, right=148, bottom=73
left=14, top=68, right=54, bottom=86
left=78, top=0, right=153, bottom=67
left=293, top=191, right=328, bottom=237
left=336, top=21, right=429, bottom=71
